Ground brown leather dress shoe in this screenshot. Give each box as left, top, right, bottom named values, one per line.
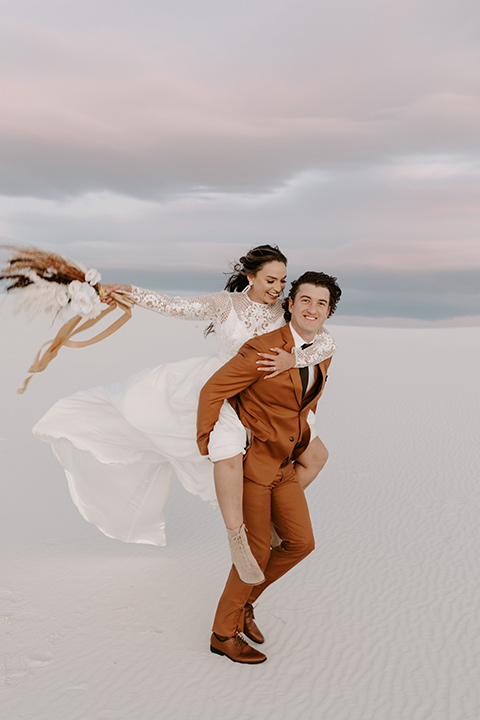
left=210, top=632, right=267, bottom=664
left=243, top=603, right=265, bottom=644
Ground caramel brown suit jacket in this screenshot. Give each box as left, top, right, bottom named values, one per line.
left=197, top=323, right=332, bottom=484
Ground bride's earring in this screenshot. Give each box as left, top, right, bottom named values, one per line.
left=243, top=279, right=253, bottom=293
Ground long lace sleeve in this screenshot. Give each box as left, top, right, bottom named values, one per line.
left=293, top=328, right=337, bottom=367
left=131, top=286, right=226, bottom=321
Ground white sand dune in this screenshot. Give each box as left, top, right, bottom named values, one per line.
left=1, top=295, right=479, bottom=720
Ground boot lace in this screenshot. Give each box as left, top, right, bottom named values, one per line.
left=230, top=526, right=252, bottom=563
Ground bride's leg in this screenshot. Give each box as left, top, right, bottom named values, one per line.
left=213, top=454, right=244, bottom=530
left=213, top=455, right=265, bottom=586
left=294, top=436, right=329, bottom=491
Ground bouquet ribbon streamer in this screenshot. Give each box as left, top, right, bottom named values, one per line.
left=18, top=289, right=133, bottom=394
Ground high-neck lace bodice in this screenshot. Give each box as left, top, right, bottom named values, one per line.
left=131, top=287, right=336, bottom=365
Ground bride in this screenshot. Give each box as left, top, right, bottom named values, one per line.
left=34, top=245, right=336, bottom=583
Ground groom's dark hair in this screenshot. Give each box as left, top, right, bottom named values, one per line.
left=283, top=271, right=342, bottom=321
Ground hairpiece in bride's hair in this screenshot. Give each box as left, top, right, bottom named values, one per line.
left=0, top=245, right=134, bottom=393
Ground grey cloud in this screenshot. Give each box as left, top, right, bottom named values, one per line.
left=2, top=0, right=480, bottom=200
left=2, top=105, right=480, bottom=202
left=3, top=163, right=478, bottom=274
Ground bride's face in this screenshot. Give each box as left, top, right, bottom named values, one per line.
left=247, top=261, right=287, bottom=304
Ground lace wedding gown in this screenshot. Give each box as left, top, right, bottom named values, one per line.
left=33, top=288, right=336, bottom=546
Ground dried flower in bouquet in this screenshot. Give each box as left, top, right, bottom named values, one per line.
left=0, top=245, right=134, bottom=393
left=0, top=245, right=104, bottom=320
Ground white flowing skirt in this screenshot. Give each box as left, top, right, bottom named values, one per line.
left=33, top=355, right=318, bottom=547
left=34, top=356, right=227, bottom=546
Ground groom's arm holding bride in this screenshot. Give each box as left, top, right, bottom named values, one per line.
left=196, top=336, right=268, bottom=457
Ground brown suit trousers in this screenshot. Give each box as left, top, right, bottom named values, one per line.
left=212, top=462, right=315, bottom=637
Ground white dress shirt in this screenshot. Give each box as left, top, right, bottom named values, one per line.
left=289, top=324, right=316, bottom=394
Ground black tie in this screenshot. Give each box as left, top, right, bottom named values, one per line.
left=299, top=342, right=312, bottom=397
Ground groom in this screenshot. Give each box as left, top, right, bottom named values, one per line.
left=197, top=271, right=341, bottom=664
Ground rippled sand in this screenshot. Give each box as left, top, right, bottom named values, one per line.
left=1, top=296, right=479, bottom=720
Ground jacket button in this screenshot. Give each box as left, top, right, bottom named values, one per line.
left=289, top=437, right=294, bottom=442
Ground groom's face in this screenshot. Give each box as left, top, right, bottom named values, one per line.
left=288, top=283, right=331, bottom=341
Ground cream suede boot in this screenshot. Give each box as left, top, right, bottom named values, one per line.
left=227, top=524, right=265, bottom=585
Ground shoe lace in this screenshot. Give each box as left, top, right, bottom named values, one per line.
left=234, top=634, right=249, bottom=650
left=233, top=631, right=249, bottom=648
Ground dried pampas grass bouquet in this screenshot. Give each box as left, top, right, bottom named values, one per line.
left=1, top=245, right=133, bottom=393
left=0, top=245, right=105, bottom=320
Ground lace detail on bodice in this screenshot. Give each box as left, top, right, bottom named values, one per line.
left=131, top=286, right=336, bottom=364
left=215, top=293, right=286, bottom=362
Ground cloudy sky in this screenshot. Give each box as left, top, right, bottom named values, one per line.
left=1, top=0, right=479, bottom=322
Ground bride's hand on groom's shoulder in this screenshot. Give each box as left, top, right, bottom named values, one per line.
left=256, top=347, right=295, bottom=378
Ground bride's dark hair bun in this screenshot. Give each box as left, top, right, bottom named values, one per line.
left=225, top=245, right=287, bottom=292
